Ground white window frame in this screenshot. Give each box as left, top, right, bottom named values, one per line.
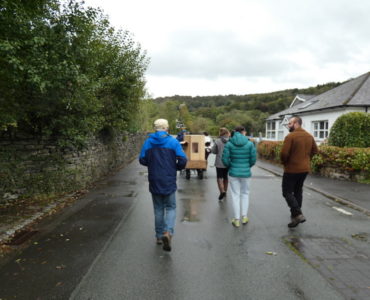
left=266, top=121, right=276, bottom=139
left=312, top=120, right=329, bottom=139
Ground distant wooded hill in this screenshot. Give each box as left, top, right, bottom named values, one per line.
left=154, top=81, right=341, bottom=115
left=147, top=81, right=342, bottom=136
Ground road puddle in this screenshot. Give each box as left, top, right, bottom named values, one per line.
left=180, top=198, right=201, bottom=222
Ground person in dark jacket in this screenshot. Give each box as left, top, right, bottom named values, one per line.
left=281, top=116, right=318, bottom=228
left=176, top=128, right=187, bottom=142
left=139, top=119, right=187, bottom=251
left=211, top=127, right=230, bottom=200
left=222, top=126, right=256, bottom=227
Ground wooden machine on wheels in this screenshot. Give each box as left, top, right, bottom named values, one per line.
left=182, top=135, right=207, bottom=179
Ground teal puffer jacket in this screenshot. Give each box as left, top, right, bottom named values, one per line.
left=221, top=132, right=256, bottom=178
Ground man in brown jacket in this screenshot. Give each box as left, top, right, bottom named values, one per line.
left=281, top=116, right=318, bottom=228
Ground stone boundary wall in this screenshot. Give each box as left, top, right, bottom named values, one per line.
left=315, top=167, right=368, bottom=182
left=0, top=132, right=147, bottom=203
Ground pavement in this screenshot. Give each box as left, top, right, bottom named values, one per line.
left=1, top=159, right=369, bottom=248
left=257, top=160, right=370, bottom=216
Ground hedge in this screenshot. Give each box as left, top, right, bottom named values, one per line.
left=257, top=141, right=370, bottom=182
left=329, top=112, right=370, bottom=147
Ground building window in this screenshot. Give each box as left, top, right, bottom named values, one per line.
left=312, top=120, right=328, bottom=139
left=266, top=121, right=276, bottom=139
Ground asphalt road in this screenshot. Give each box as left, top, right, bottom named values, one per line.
left=1, top=155, right=369, bottom=299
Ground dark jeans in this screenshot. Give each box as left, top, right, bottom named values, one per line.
left=282, top=172, right=308, bottom=217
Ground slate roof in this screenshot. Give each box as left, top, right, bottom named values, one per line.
left=267, top=105, right=297, bottom=120
left=267, top=72, right=370, bottom=120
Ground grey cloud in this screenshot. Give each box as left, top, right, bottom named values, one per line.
left=267, top=0, right=370, bottom=64
left=148, top=31, right=299, bottom=79
left=148, top=0, right=370, bottom=81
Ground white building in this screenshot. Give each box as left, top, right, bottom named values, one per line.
left=265, top=72, right=370, bottom=143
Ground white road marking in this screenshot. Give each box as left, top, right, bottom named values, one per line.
left=332, top=206, right=353, bottom=216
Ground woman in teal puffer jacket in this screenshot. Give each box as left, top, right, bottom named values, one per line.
left=222, top=126, right=256, bottom=227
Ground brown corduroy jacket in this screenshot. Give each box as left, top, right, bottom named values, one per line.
left=280, top=127, right=318, bottom=173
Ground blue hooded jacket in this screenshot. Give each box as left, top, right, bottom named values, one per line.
left=139, top=131, right=187, bottom=195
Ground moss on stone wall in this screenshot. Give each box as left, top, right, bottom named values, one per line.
left=0, top=133, right=146, bottom=203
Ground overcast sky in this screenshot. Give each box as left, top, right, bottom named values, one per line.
left=83, top=0, right=370, bottom=97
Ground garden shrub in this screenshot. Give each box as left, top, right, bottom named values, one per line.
left=314, top=146, right=370, bottom=173
left=257, top=141, right=370, bottom=182
left=257, top=141, right=283, bottom=162
left=329, top=112, right=370, bottom=147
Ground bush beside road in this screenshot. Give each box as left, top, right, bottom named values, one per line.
left=258, top=141, right=370, bottom=183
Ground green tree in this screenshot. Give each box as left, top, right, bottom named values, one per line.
left=134, top=98, right=159, bottom=132
left=0, top=0, right=148, bottom=146
left=189, top=117, right=215, bottom=134
left=179, top=103, right=193, bottom=132
left=163, top=101, right=180, bottom=132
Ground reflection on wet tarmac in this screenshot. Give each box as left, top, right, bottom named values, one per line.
left=181, top=198, right=201, bottom=222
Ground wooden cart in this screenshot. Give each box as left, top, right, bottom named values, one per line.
left=182, top=135, right=207, bottom=179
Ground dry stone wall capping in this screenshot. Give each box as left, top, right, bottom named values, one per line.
left=0, top=133, right=147, bottom=203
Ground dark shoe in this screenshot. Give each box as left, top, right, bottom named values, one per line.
left=298, top=214, right=306, bottom=224
left=288, top=214, right=306, bottom=228
left=156, top=238, right=163, bottom=245
left=161, top=232, right=172, bottom=252
left=218, top=192, right=226, bottom=200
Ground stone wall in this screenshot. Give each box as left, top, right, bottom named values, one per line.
left=316, top=167, right=369, bottom=183
left=0, top=132, right=146, bottom=203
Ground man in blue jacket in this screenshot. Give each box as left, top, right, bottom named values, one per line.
left=139, top=119, right=187, bottom=251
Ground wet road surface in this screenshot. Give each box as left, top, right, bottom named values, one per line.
left=1, top=155, right=370, bottom=299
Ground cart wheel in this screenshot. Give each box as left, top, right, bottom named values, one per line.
left=186, top=169, right=191, bottom=180
left=197, top=170, right=203, bottom=179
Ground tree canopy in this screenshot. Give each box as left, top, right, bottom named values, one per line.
left=0, top=0, right=148, bottom=147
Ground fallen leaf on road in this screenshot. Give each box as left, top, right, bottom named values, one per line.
left=351, top=233, right=368, bottom=241
left=265, top=251, right=277, bottom=256
left=0, top=244, right=13, bottom=255
left=56, top=282, right=63, bottom=287
left=41, top=261, right=47, bottom=264
left=56, top=264, right=66, bottom=269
